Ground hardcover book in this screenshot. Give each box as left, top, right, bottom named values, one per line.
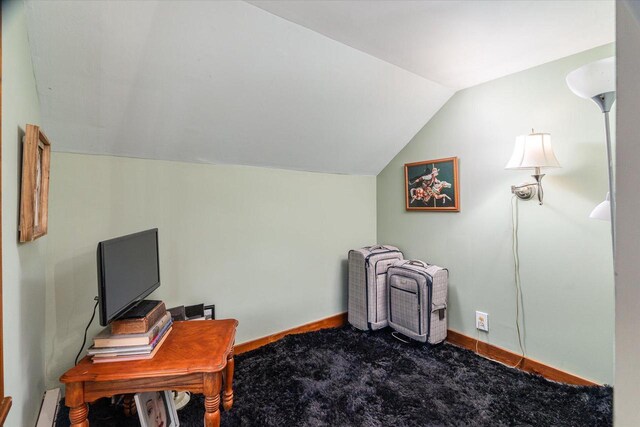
left=93, top=311, right=171, bottom=348
left=92, top=327, right=172, bottom=363
left=110, top=300, right=166, bottom=335
left=89, top=318, right=173, bottom=356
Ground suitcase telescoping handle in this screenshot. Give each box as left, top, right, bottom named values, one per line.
left=407, top=260, right=428, bottom=267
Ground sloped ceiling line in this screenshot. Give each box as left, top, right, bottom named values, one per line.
left=24, top=0, right=613, bottom=175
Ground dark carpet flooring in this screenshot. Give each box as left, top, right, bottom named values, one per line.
left=56, top=326, right=612, bottom=426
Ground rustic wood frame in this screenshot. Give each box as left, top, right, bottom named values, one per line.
left=404, top=157, right=460, bottom=211
left=19, top=124, right=51, bottom=242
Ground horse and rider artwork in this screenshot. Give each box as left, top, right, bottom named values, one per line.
left=404, top=157, right=460, bottom=211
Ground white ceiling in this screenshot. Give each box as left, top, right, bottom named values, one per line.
left=24, top=0, right=452, bottom=175
left=249, top=0, right=615, bottom=90
left=24, top=1, right=614, bottom=175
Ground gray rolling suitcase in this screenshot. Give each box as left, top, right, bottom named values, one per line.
left=387, top=260, right=448, bottom=344
left=348, top=245, right=404, bottom=331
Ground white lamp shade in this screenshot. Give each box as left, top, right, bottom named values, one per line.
left=566, top=57, right=615, bottom=99
left=505, top=133, right=561, bottom=169
left=589, top=192, right=611, bottom=221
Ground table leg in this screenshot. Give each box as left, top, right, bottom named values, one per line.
left=66, top=382, right=89, bottom=427
left=204, top=372, right=222, bottom=427
left=223, top=350, right=234, bottom=410
left=69, top=404, right=89, bottom=427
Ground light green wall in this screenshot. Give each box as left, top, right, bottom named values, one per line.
left=44, top=153, right=376, bottom=386
left=3, top=2, right=615, bottom=408
left=2, top=1, right=47, bottom=426
left=377, top=44, right=615, bottom=384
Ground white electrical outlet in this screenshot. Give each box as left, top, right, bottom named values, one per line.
left=476, top=311, right=489, bottom=332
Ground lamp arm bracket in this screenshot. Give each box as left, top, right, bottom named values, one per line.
left=511, top=182, right=537, bottom=201
left=511, top=183, right=535, bottom=190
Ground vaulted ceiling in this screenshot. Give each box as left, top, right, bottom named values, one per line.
left=25, top=1, right=614, bottom=175
left=249, top=0, right=615, bottom=90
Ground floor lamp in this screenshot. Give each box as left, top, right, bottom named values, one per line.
left=566, top=57, right=616, bottom=247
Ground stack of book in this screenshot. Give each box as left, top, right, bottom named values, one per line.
left=88, top=301, right=173, bottom=363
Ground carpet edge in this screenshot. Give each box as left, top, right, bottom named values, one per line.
left=233, top=312, right=598, bottom=386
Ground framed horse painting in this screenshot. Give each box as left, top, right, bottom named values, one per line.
left=404, top=157, right=460, bottom=211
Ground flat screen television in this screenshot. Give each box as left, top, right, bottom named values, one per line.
left=97, top=228, right=160, bottom=326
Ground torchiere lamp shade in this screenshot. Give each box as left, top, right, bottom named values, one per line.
left=590, top=192, right=611, bottom=221
left=566, top=56, right=615, bottom=99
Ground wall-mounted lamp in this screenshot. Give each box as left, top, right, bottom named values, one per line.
left=505, top=131, right=561, bottom=205
left=566, top=57, right=615, bottom=227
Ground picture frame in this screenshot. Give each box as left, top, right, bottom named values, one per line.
left=204, top=304, right=215, bottom=320
left=404, top=157, right=460, bottom=211
left=19, top=124, right=51, bottom=242
left=135, top=390, right=180, bottom=427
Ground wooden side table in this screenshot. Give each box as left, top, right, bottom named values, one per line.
left=60, top=319, right=238, bottom=427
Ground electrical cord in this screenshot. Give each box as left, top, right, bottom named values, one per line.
left=511, top=195, right=525, bottom=368
left=474, top=199, right=525, bottom=370
left=75, top=297, right=99, bottom=365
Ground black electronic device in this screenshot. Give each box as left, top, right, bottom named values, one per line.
left=185, top=304, right=204, bottom=320
left=168, top=305, right=186, bottom=322
left=168, top=303, right=215, bottom=321
left=97, top=228, right=160, bottom=326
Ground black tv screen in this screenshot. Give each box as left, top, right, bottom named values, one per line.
left=97, top=228, right=160, bottom=326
